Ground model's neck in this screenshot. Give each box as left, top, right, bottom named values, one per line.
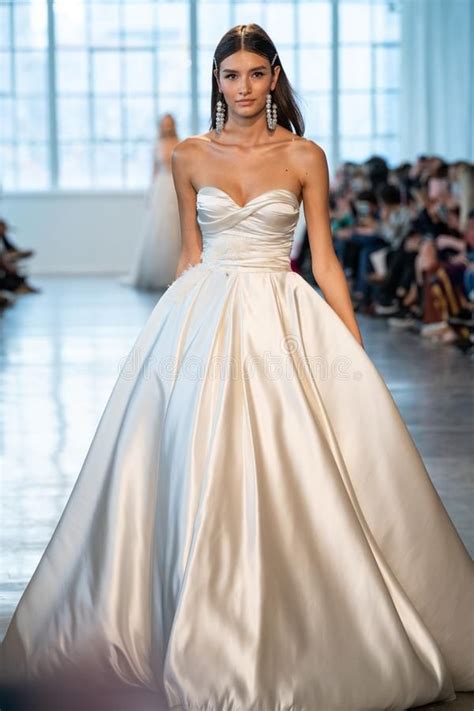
left=220, top=115, right=274, bottom=146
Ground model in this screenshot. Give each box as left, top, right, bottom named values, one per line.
left=124, top=113, right=182, bottom=290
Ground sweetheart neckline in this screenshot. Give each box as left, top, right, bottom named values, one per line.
left=197, top=185, right=301, bottom=209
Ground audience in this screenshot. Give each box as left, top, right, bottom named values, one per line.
left=294, top=154, right=474, bottom=351
left=0, top=219, right=39, bottom=309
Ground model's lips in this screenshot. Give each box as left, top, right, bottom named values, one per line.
left=236, top=99, right=255, bottom=105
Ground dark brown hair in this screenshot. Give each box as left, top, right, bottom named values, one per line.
left=210, top=24, right=305, bottom=136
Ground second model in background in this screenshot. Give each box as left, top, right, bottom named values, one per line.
left=124, top=113, right=182, bottom=290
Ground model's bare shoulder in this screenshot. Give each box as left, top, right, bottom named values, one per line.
left=293, top=137, right=326, bottom=161
left=173, top=134, right=215, bottom=163
left=172, top=136, right=201, bottom=161
left=171, top=138, right=207, bottom=186
left=293, top=139, right=329, bottom=184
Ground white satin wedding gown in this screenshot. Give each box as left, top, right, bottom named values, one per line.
left=1, top=187, right=473, bottom=711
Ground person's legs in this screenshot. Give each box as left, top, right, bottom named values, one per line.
left=385, top=248, right=397, bottom=271
left=357, top=245, right=375, bottom=298
left=375, top=247, right=407, bottom=305
left=350, top=234, right=387, bottom=299
left=398, top=253, right=417, bottom=292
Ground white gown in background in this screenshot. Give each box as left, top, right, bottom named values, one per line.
left=0, top=187, right=473, bottom=711
left=124, top=160, right=181, bottom=291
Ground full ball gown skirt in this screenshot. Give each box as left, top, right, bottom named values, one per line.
left=0, top=188, right=473, bottom=711
left=123, top=170, right=181, bottom=290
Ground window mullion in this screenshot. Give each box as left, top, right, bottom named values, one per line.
left=46, top=0, right=58, bottom=188
left=86, top=5, right=94, bottom=187
left=10, top=1, right=19, bottom=188
left=331, top=0, right=340, bottom=171
left=293, top=0, right=299, bottom=93
left=119, top=0, right=127, bottom=187
left=370, top=0, right=376, bottom=155
left=189, top=0, right=198, bottom=134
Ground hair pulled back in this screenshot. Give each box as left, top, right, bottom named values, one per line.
left=211, top=24, right=305, bottom=136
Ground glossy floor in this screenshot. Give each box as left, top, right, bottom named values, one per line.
left=0, top=275, right=473, bottom=710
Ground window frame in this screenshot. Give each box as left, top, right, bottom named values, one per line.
left=0, top=0, right=401, bottom=192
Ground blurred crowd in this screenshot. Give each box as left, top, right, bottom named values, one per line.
left=294, top=155, right=474, bottom=351
left=0, top=219, right=39, bottom=309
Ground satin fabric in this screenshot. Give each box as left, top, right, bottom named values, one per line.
left=0, top=187, right=473, bottom=711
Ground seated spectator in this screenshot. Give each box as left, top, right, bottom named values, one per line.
left=378, top=185, right=415, bottom=251
left=372, top=198, right=459, bottom=317
left=334, top=190, right=388, bottom=306
left=330, top=190, right=357, bottom=277
left=386, top=202, right=469, bottom=336
left=363, top=156, right=389, bottom=198
left=0, top=218, right=40, bottom=305
left=371, top=225, right=422, bottom=316
left=420, top=208, right=474, bottom=346
left=0, top=219, right=34, bottom=261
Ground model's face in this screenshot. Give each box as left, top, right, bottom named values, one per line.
left=214, top=50, right=280, bottom=120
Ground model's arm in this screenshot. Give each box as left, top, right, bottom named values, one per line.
left=297, top=140, right=364, bottom=348
left=171, top=139, right=203, bottom=279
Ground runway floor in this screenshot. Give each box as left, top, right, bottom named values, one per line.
left=0, top=275, right=473, bottom=709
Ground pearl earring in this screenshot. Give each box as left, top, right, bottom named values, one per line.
left=266, top=92, right=277, bottom=130
left=215, top=93, right=226, bottom=134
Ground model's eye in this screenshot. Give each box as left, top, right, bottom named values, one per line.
left=253, top=71, right=264, bottom=78
left=223, top=73, right=237, bottom=80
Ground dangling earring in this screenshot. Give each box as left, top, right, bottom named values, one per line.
left=266, top=92, right=277, bottom=130
left=215, top=92, right=226, bottom=134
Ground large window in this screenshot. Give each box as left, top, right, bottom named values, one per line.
left=54, top=1, right=190, bottom=188
left=0, top=0, right=401, bottom=191
left=338, top=0, right=401, bottom=161
left=1, top=1, right=50, bottom=189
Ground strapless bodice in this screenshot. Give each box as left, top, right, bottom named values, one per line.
left=196, top=186, right=300, bottom=272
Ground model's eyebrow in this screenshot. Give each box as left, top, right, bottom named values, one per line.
left=221, top=65, right=268, bottom=73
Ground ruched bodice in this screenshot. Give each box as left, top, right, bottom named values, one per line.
left=196, top=186, right=300, bottom=272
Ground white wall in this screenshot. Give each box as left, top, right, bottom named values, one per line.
left=0, top=192, right=147, bottom=274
